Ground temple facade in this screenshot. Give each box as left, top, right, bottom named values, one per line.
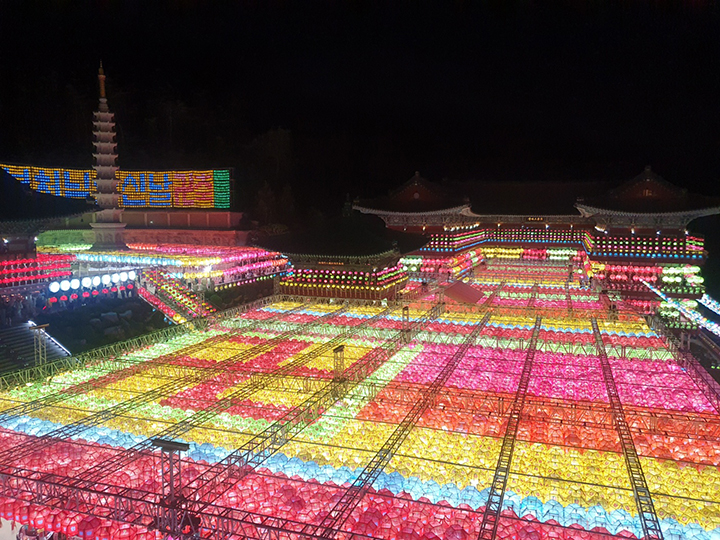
left=354, top=168, right=720, bottom=320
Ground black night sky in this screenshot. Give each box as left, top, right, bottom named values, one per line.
left=1, top=1, right=719, bottom=215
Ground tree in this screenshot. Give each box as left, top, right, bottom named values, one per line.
left=278, top=183, right=296, bottom=223
left=255, top=181, right=277, bottom=224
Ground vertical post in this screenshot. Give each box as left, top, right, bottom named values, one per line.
left=273, top=274, right=281, bottom=295
left=333, top=345, right=345, bottom=380
left=151, top=439, right=191, bottom=537
left=30, top=324, right=48, bottom=367
left=402, top=306, right=410, bottom=343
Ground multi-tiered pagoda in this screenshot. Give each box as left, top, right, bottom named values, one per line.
left=89, top=63, right=127, bottom=250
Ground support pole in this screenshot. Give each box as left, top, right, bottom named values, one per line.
left=333, top=345, right=345, bottom=380
left=30, top=324, right=49, bottom=367
left=151, top=438, right=191, bottom=538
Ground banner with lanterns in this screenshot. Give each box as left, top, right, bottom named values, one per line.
left=1, top=163, right=231, bottom=209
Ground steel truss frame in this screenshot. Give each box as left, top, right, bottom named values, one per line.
left=0, top=295, right=294, bottom=390
left=176, top=301, right=447, bottom=533
left=648, top=315, right=720, bottom=415
left=0, top=376, right=201, bottom=466
left=0, top=303, right=352, bottom=472
left=526, top=283, right=538, bottom=308
left=48, top=305, right=400, bottom=497
left=591, top=318, right=664, bottom=540
left=265, top=310, right=489, bottom=540
left=477, top=315, right=542, bottom=540
left=359, top=381, right=720, bottom=442
left=482, top=281, right=505, bottom=307
left=0, top=291, right=715, bottom=540
left=0, top=300, right=324, bottom=425
left=0, top=302, right=441, bottom=540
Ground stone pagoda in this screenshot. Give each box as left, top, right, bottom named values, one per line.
left=89, top=62, right=127, bottom=250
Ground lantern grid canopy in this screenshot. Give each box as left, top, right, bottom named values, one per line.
left=0, top=259, right=718, bottom=540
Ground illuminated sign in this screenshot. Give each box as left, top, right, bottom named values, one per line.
left=1, top=164, right=231, bottom=209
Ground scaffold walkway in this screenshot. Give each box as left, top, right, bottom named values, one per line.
left=184, top=301, right=447, bottom=519
left=591, top=317, right=664, bottom=540
left=58, top=304, right=403, bottom=491
left=0, top=301, right=340, bottom=425
left=477, top=315, right=542, bottom=540
left=527, top=283, right=538, bottom=308
left=483, top=281, right=505, bottom=307
left=298, top=309, right=492, bottom=540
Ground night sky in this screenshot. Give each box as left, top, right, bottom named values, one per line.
left=1, top=1, right=719, bottom=214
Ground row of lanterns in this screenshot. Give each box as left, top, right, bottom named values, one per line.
left=48, top=270, right=137, bottom=293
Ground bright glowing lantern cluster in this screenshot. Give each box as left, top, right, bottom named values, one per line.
left=0, top=260, right=717, bottom=539
left=1, top=163, right=232, bottom=209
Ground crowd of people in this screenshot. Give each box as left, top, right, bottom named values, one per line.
left=0, top=293, right=46, bottom=328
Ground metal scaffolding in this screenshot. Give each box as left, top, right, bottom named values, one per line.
left=298, top=310, right=492, bottom=539
left=0, top=302, right=356, bottom=471
left=1, top=284, right=708, bottom=540
left=58, top=304, right=400, bottom=494
left=0, top=300, right=450, bottom=540
left=482, top=281, right=505, bottom=307
left=477, top=315, right=542, bottom=540
left=0, top=301, right=330, bottom=425
left=648, top=315, right=720, bottom=415
left=0, top=294, right=295, bottom=391
left=180, top=301, right=446, bottom=522
left=591, top=317, right=664, bottom=540
left=527, top=283, right=538, bottom=308
left=0, top=376, right=201, bottom=466
left=30, top=323, right=49, bottom=367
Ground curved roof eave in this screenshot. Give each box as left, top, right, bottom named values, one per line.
left=352, top=204, right=471, bottom=217
left=461, top=208, right=585, bottom=219
left=575, top=203, right=720, bottom=219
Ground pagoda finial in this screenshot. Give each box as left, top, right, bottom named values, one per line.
left=98, top=61, right=106, bottom=99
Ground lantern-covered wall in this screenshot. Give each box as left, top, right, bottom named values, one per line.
left=280, top=255, right=408, bottom=300
left=1, top=163, right=233, bottom=209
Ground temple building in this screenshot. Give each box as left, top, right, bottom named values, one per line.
left=2, top=75, right=720, bottom=540
left=355, top=168, right=720, bottom=318
left=259, top=205, right=426, bottom=300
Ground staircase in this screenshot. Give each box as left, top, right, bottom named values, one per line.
left=0, top=322, right=70, bottom=374
left=139, top=269, right=216, bottom=323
